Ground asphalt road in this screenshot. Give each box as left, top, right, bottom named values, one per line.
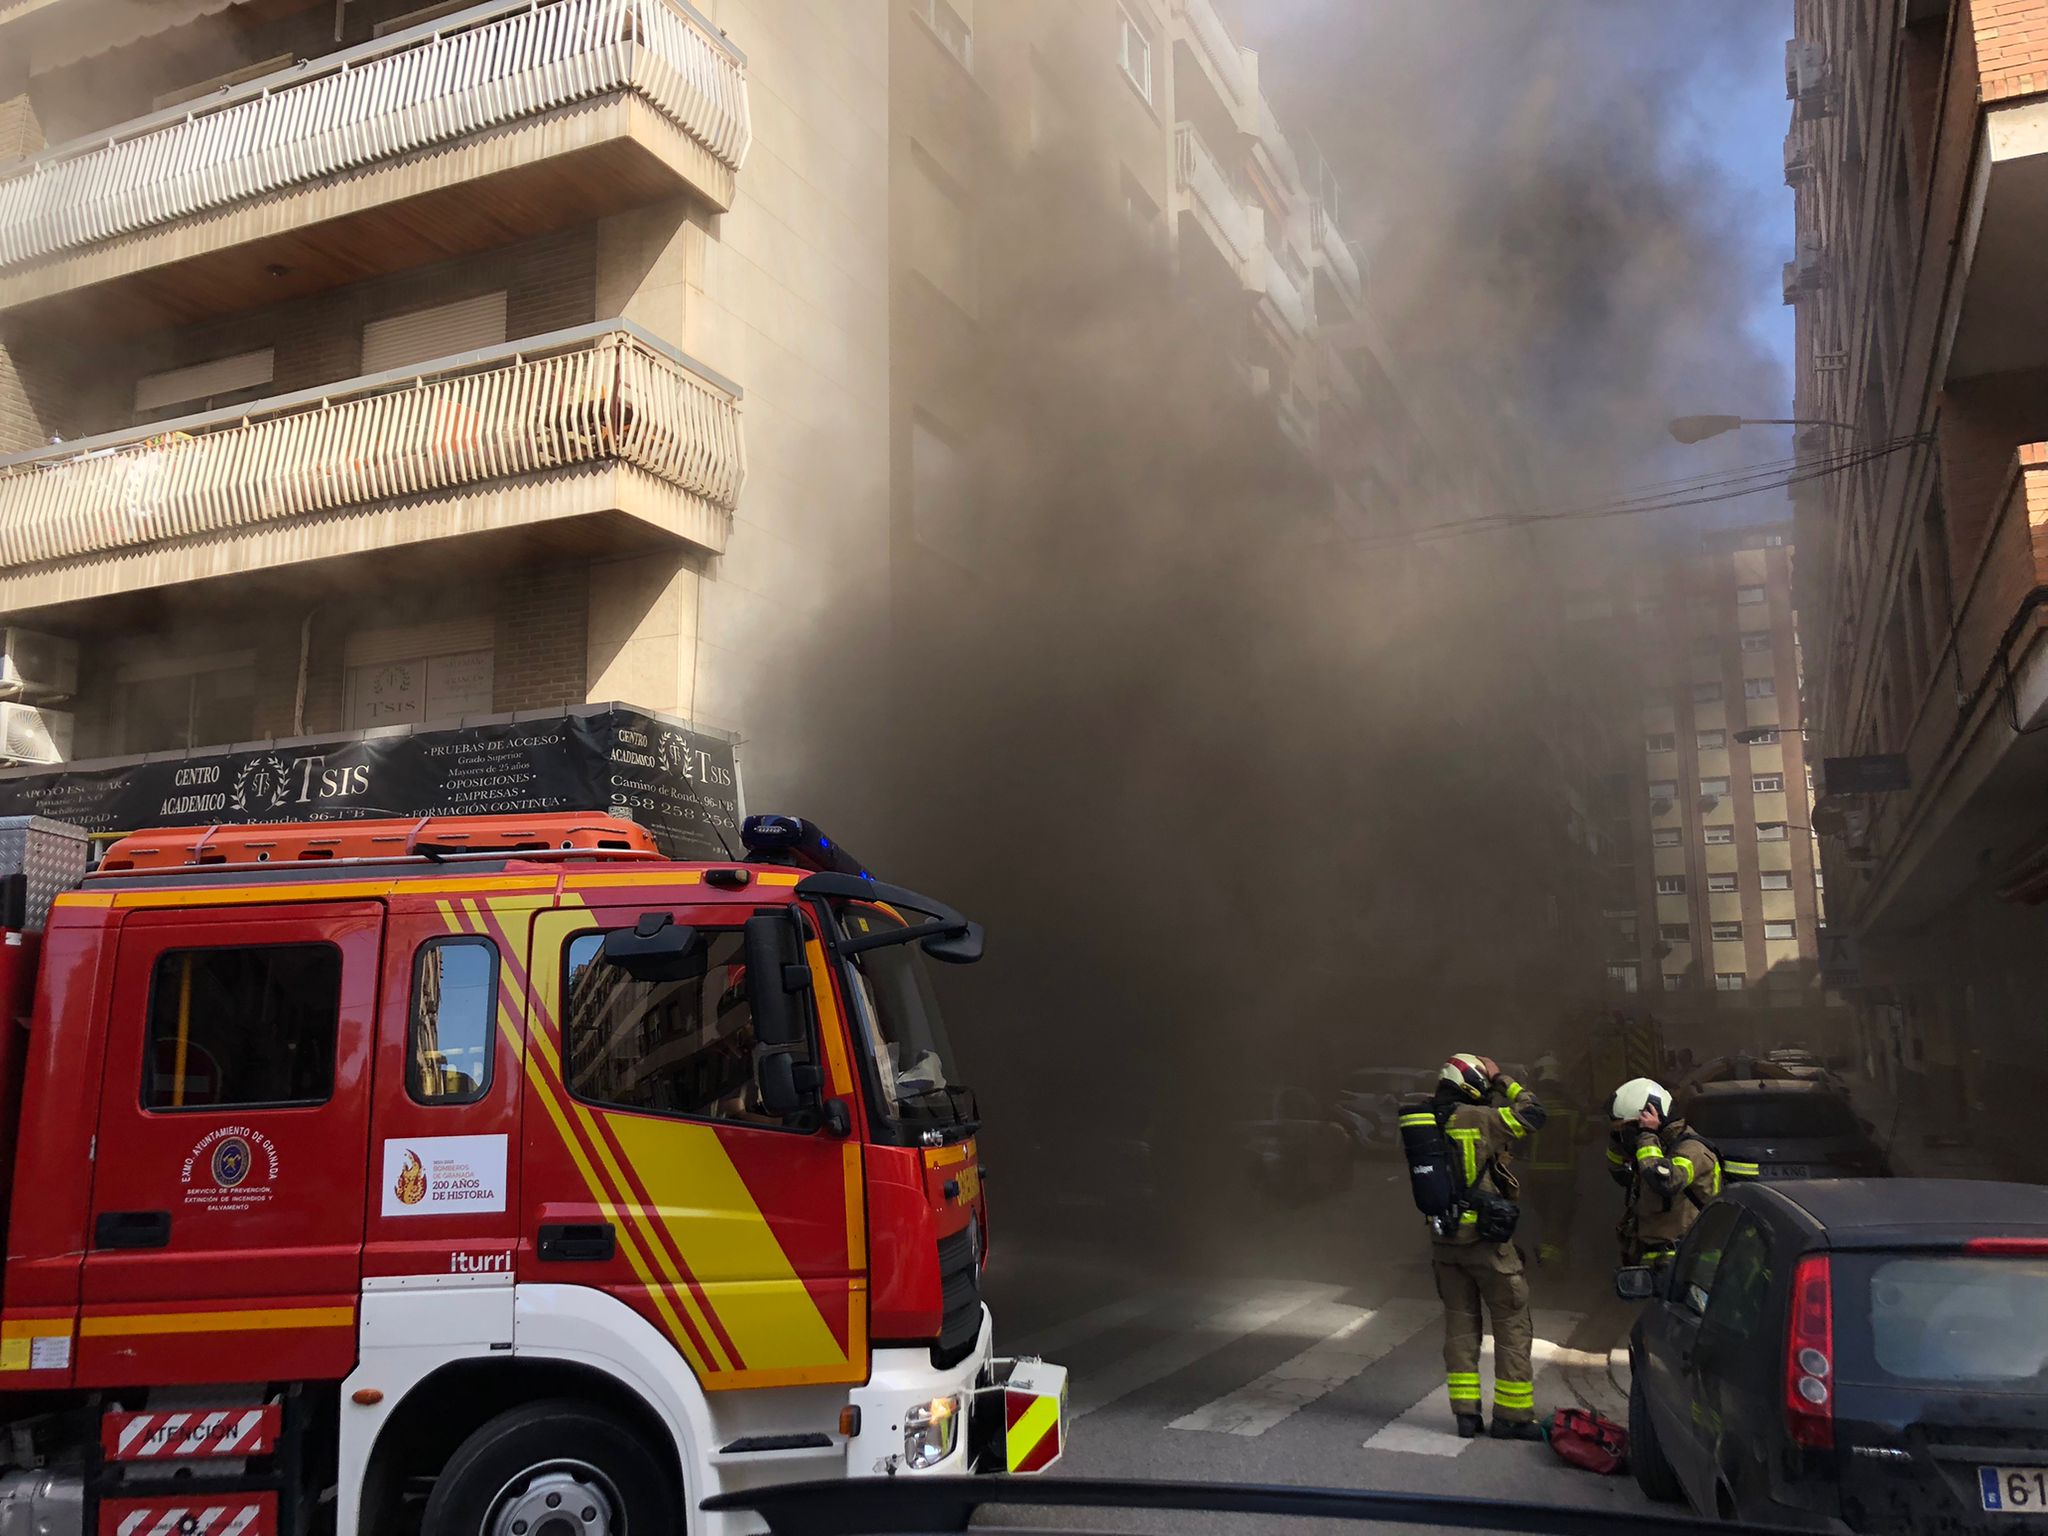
left=979, top=1155, right=1661, bottom=1535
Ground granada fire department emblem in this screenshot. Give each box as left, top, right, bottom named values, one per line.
left=393, top=1149, right=428, bottom=1206
left=210, top=1136, right=251, bottom=1189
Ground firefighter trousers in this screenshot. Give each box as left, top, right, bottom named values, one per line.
left=1431, top=1240, right=1535, bottom=1423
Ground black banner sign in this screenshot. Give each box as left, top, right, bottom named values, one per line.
left=0, top=706, right=740, bottom=860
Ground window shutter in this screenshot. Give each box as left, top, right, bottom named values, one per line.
left=135, top=349, right=275, bottom=414
left=361, top=292, right=508, bottom=375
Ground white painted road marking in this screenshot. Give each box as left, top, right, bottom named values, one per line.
left=1071, top=1283, right=1346, bottom=1419
left=1168, top=1298, right=1437, bottom=1436
left=1362, top=1311, right=1583, bottom=1456
left=1018, top=1292, right=1163, bottom=1359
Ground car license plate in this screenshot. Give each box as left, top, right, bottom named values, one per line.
left=1980, top=1467, right=2048, bottom=1512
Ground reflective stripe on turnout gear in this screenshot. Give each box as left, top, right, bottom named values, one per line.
left=1449, top=1126, right=1483, bottom=1183
left=1498, top=1104, right=1528, bottom=1137
left=1494, top=1379, right=1535, bottom=1410
left=1724, top=1158, right=1761, bottom=1177
left=1447, top=1372, right=1482, bottom=1404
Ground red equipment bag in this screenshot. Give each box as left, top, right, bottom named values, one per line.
left=1548, top=1408, right=1628, bottom=1474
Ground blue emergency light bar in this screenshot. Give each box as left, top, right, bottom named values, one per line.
left=740, top=814, right=872, bottom=878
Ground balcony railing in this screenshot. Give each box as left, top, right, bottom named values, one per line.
left=1174, top=0, right=1251, bottom=116
left=0, top=0, right=749, bottom=271
left=1175, top=123, right=1252, bottom=268
left=0, top=323, right=742, bottom=572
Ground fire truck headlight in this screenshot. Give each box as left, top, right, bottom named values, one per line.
left=903, top=1395, right=961, bottom=1469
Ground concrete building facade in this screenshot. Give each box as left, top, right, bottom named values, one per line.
left=0, top=0, right=888, bottom=790
left=1787, top=0, right=2048, bottom=1165
left=1572, top=523, right=1850, bottom=1058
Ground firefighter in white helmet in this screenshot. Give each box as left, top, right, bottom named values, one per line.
left=1607, top=1076, right=1719, bottom=1266
left=1421, top=1052, right=1547, bottom=1439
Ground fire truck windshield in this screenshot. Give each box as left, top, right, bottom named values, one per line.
left=835, top=903, right=974, bottom=1132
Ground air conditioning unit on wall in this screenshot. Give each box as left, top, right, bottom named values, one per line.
left=0, top=629, right=78, bottom=699
left=0, top=703, right=74, bottom=765
left=1785, top=40, right=1838, bottom=120
left=1784, top=131, right=1814, bottom=186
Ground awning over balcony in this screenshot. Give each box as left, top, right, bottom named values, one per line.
left=0, top=321, right=744, bottom=612
left=4, top=0, right=251, bottom=74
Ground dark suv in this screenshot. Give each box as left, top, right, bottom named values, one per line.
left=1623, top=1179, right=2048, bottom=1532
left=1681, top=1078, right=1890, bottom=1179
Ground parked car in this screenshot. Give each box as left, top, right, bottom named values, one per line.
left=1332, top=1066, right=1436, bottom=1154
left=1621, top=1178, right=2048, bottom=1532
left=1679, top=1078, right=1891, bottom=1179
left=1240, top=1086, right=1355, bottom=1204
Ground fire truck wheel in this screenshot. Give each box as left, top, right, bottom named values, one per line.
left=422, top=1399, right=676, bottom=1536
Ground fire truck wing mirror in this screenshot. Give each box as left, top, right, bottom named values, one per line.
left=600, top=918, right=707, bottom=982
left=744, top=912, right=810, bottom=1050
left=757, top=1048, right=806, bottom=1117
left=922, top=920, right=985, bottom=965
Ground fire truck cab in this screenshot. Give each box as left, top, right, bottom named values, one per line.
left=0, top=813, right=1064, bottom=1536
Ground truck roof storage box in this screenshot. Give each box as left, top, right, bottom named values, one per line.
left=0, top=817, right=88, bottom=930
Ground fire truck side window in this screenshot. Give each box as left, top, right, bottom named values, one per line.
left=142, top=945, right=341, bottom=1110
left=408, top=938, right=496, bottom=1105
left=559, top=929, right=806, bottom=1129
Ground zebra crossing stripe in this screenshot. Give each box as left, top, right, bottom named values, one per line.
left=1168, top=1299, right=1437, bottom=1436
left=1362, top=1312, right=1582, bottom=1457
left=1071, top=1283, right=1345, bottom=1419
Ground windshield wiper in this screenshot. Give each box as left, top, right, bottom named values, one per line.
left=895, top=1082, right=980, bottom=1128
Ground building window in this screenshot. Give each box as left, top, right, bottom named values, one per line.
left=1704, top=825, right=1735, bottom=845
left=1758, top=823, right=1790, bottom=842
left=1652, top=828, right=1682, bottom=848
left=1701, top=777, right=1730, bottom=797
left=1697, top=730, right=1726, bottom=750
left=1692, top=631, right=1719, bottom=653
left=1753, top=774, right=1784, bottom=793
left=1741, top=634, right=1774, bottom=653
left=1607, top=962, right=1640, bottom=994
left=1645, top=733, right=1676, bottom=752
left=143, top=945, right=340, bottom=1110
left=1737, top=585, right=1768, bottom=606
left=1660, top=972, right=1688, bottom=992
left=913, top=0, right=973, bottom=69
left=1715, top=972, right=1747, bottom=992
left=1712, top=921, right=1743, bottom=941
left=1708, top=873, right=1739, bottom=893
left=906, top=145, right=979, bottom=314
left=1760, top=871, right=1792, bottom=891
left=1694, top=682, right=1724, bottom=704
left=1744, top=676, right=1778, bottom=699
left=1649, top=780, right=1678, bottom=802
left=1764, top=920, right=1797, bottom=941
left=113, top=653, right=257, bottom=754
left=408, top=939, right=496, bottom=1105
left=1119, top=6, right=1154, bottom=102
left=1745, top=727, right=1781, bottom=745
left=1655, top=875, right=1687, bottom=895
left=1612, top=916, right=1639, bottom=947
left=134, top=347, right=275, bottom=418
left=1121, top=170, right=1163, bottom=246
left=1659, top=923, right=1692, bottom=943
left=361, top=291, right=507, bottom=375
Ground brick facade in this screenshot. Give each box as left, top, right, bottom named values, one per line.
left=494, top=563, right=591, bottom=713
left=1974, top=0, right=2048, bottom=101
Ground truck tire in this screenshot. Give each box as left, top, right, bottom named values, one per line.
left=1628, top=1373, right=1682, bottom=1505
left=422, top=1400, right=675, bottom=1536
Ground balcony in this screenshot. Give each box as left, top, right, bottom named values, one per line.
left=0, top=0, right=750, bottom=330
left=1256, top=244, right=1312, bottom=341
left=1855, top=441, right=2048, bottom=928
left=1175, top=123, right=1253, bottom=275
left=0, top=322, right=742, bottom=614
left=1312, top=203, right=1363, bottom=312
left=1172, top=0, right=1254, bottom=133
left=1946, top=98, right=2048, bottom=379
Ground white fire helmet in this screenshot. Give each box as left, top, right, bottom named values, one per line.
left=1611, top=1077, right=1672, bottom=1122
left=1440, top=1053, right=1493, bottom=1100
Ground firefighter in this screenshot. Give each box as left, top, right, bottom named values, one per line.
left=1519, top=1052, right=1581, bottom=1267
left=1423, top=1052, right=1548, bottom=1440
left=1608, top=1076, right=1719, bottom=1266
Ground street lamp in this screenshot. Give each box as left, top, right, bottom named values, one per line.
left=1667, top=415, right=1858, bottom=445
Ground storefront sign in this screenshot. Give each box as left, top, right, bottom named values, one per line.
left=0, top=705, right=740, bottom=860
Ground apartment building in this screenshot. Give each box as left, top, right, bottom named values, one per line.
left=0, top=0, right=888, bottom=845
left=1785, top=0, right=2048, bottom=1152
left=1573, top=523, right=1848, bottom=1056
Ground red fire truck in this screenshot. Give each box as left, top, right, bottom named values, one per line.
left=0, top=812, right=1064, bottom=1536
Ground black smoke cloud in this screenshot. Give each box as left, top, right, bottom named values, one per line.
left=748, top=3, right=1792, bottom=1249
